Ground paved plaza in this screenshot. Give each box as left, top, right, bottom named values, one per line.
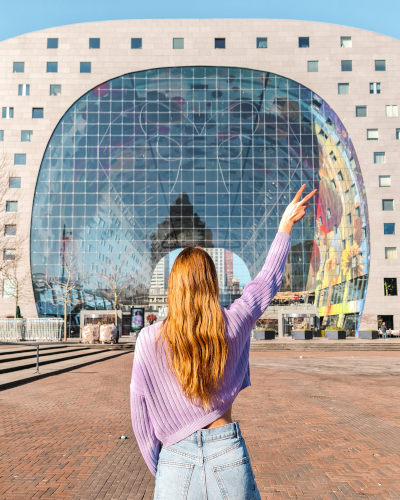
left=1, top=351, right=400, bottom=499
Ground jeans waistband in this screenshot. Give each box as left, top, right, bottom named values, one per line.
left=183, top=422, right=241, bottom=445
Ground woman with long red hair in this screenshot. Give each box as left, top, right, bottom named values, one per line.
left=131, top=185, right=316, bottom=499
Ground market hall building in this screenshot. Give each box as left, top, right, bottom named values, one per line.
left=0, top=19, right=399, bottom=336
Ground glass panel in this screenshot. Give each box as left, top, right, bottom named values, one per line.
left=382, top=199, right=394, bottom=211
left=80, top=62, right=91, bottom=73
left=379, top=176, right=391, bottom=187
left=46, top=62, right=58, bottom=73
left=13, top=62, right=24, bottom=73
left=356, top=106, right=367, bottom=117
left=173, top=38, right=184, bottom=49
left=14, top=154, right=26, bottom=165
left=375, top=60, right=386, bottom=71
left=50, top=84, right=62, bottom=96
left=5, top=225, right=16, bottom=236
left=385, top=247, right=397, bottom=259
left=6, top=201, right=18, bottom=213
left=338, top=83, right=349, bottom=94
left=374, top=152, right=385, bottom=164
left=89, top=38, right=100, bottom=49
left=215, top=38, right=225, bottom=49
left=47, top=38, right=58, bottom=49
left=384, top=223, right=395, bottom=235
left=367, top=129, right=378, bottom=140
left=256, top=37, right=267, bottom=48
left=9, top=177, right=21, bottom=188
left=307, top=61, right=318, bottom=72
left=341, top=60, right=352, bottom=71
left=32, top=108, right=44, bottom=119
left=0, top=130, right=3, bottom=141
left=298, top=37, right=309, bottom=48
left=131, top=38, right=142, bottom=49
left=340, top=36, right=352, bottom=48
left=21, top=130, right=33, bottom=142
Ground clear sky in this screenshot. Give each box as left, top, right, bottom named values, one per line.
left=0, top=0, right=399, bottom=43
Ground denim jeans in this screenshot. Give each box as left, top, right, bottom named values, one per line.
left=154, top=422, right=261, bottom=500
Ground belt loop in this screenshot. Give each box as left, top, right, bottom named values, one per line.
left=197, top=430, right=202, bottom=448
left=235, top=421, right=240, bottom=439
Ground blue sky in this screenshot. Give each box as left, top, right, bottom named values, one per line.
left=0, top=0, right=399, bottom=42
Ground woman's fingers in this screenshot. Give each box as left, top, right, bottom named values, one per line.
left=299, top=189, right=318, bottom=205
left=293, top=184, right=306, bottom=203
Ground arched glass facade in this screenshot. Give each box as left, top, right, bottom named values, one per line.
left=31, top=66, right=369, bottom=332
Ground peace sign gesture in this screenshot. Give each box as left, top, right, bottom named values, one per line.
left=278, top=185, right=317, bottom=235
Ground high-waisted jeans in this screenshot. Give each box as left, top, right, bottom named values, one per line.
left=154, top=422, right=261, bottom=500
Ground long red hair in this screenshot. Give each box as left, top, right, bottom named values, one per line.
left=157, top=247, right=228, bottom=409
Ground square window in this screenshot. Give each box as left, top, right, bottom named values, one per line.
left=307, top=61, right=318, bottom=72
left=215, top=38, right=226, bottom=49
left=0, top=130, right=3, bottom=141
left=355, top=206, right=360, bottom=219
left=379, top=176, right=391, bottom=187
left=2, top=107, right=14, bottom=119
left=173, top=38, right=184, bottom=49
left=3, top=279, right=16, bottom=298
left=338, top=83, right=349, bottom=94
left=386, top=105, right=398, bottom=118
left=6, top=201, right=18, bottom=213
left=384, top=278, right=397, bottom=296
left=384, top=223, right=395, bottom=235
left=13, top=62, right=24, bottom=73
left=256, top=37, right=267, bottom=48
left=80, top=62, right=91, bottom=73
left=32, top=108, right=44, bottom=119
left=14, top=154, right=26, bottom=165
left=374, top=152, right=385, bottom=164
left=47, top=38, right=58, bottom=49
left=298, top=37, right=309, bottom=48
left=18, top=84, right=30, bottom=96
left=385, top=247, right=397, bottom=259
left=367, top=129, right=378, bottom=140
left=340, top=36, right=352, bottom=48
left=9, top=177, right=21, bottom=188
left=356, top=106, right=367, bottom=117
left=21, top=130, right=33, bottom=142
left=131, top=38, right=142, bottom=49
left=370, top=82, right=381, bottom=94
left=50, top=84, right=61, bottom=96
left=375, top=60, right=386, bottom=71
left=382, top=199, right=394, bottom=211
left=341, top=60, right=352, bottom=71
left=3, top=249, right=15, bottom=261
left=46, top=62, right=58, bottom=73
left=89, top=38, right=100, bottom=49
left=5, top=225, right=16, bottom=236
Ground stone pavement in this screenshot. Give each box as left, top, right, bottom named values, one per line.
left=1, top=351, right=400, bottom=499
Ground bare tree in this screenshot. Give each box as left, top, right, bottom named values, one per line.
left=359, top=313, right=378, bottom=331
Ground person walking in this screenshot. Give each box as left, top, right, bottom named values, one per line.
left=381, top=321, right=387, bottom=340
left=130, top=185, right=317, bottom=500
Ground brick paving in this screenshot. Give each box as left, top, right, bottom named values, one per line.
left=0, top=352, right=400, bottom=499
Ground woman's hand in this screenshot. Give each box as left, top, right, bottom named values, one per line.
left=278, top=185, right=317, bottom=235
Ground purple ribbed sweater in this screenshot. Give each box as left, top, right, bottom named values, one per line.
left=130, top=232, right=291, bottom=475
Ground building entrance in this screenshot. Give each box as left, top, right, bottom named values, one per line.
left=282, top=313, right=320, bottom=337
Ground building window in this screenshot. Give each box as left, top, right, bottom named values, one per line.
left=333, top=224, right=337, bottom=234
left=375, top=60, right=386, bottom=71
left=131, top=38, right=142, bottom=49
left=347, top=213, right=352, bottom=225
left=327, top=208, right=332, bottom=218
left=80, top=62, right=91, bottom=73
left=382, top=199, right=394, bottom=211
left=338, top=170, right=343, bottom=182
left=374, top=152, right=385, bottom=164
left=6, top=201, right=18, bottom=213
left=3, top=249, right=15, bottom=261
left=173, top=38, right=184, bottom=49
left=46, top=62, right=58, bottom=73
left=370, top=82, right=381, bottom=94
left=338, top=83, right=349, bottom=94
left=329, top=151, right=337, bottom=162
left=13, top=62, right=24, bottom=73
left=379, top=176, right=391, bottom=187
left=32, top=108, right=44, bottom=119
left=256, top=37, right=267, bottom=48
left=5, top=225, right=16, bottom=236
left=47, top=38, right=58, bottom=49
left=9, top=177, right=21, bottom=188
left=330, top=179, right=336, bottom=190
left=384, top=278, right=397, bottom=296
left=307, top=61, right=318, bottom=72
left=50, top=84, right=61, bottom=96
left=298, top=37, right=309, bottom=48
left=349, top=234, right=354, bottom=246
left=18, top=84, right=30, bottom=96
left=355, top=206, right=360, bottom=219
left=341, top=60, right=352, bottom=71
left=0, top=130, right=3, bottom=141
left=351, top=183, right=357, bottom=197
left=14, top=154, right=26, bottom=165
left=356, top=106, right=367, bottom=117
left=397, top=129, right=400, bottom=140
left=340, top=36, right=352, bottom=48
left=345, top=190, right=350, bottom=202
left=384, top=223, right=395, bottom=235
left=3, top=279, right=16, bottom=298
left=385, top=247, right=397, bottom=259
left=21, top=130, right=33, bottom=142
left=362, top=227, right=367, bottom=239
left=367, top=129, right=378, bottom=140
left=386, top=105, right=398, bottom=118
left=89, top=38, right=100, bottom=49
left=2, top=107, right=14, bottom=119
left=215, top=38, right=226, bottom=49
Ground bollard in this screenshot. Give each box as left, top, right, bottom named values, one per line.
left=36, top=345, right=40, bottom=374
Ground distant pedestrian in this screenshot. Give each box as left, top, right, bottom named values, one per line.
left=381, top=321, right=387, bottom=340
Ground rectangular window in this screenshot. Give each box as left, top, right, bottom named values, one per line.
left=374, top=152, right=385, bottom=164
left=362, top=227, right=367, bottom=239
left=330, top=179, right=337, bottom=191
left=215, top=38, right=226, bottom=49
left=9, top=177, right=21, bottom=188
left=338, top=171, right=343, bottom=182
left=0, top=130, right=3, bottom=141
left=5, top=225, right=16, bottom=236
left=47, top=38, right=58, bottom=49
left=6, top=201, right=18, bottom=213
left=50, top=84, right=61, bottom=96
left=307, top=61, right=318, bottom=72
left=350, top=157, right=356, bottom=170
left=173, top=38, right=184, bottom=49
left=347, top=213, right=352, bottom=225
left=386, top=105, right=398, bottom=118
left=370, top=82, right=381, bottom=94
left=367, top=129, right=379, bottom=140
left=21, top=130, right=33, bottom=142
left=131, top=38, right=142, bottom=49
left=3, top=249, right=15, bottom=261
left=355, top=206, right=360, bottom=219
left=46, top=62, right=58, bottom=73
left=327, top=208, right=332, bottom=218
left=338, top=83, right=349, bottom=94
left=89, top=38, right=100, bottom=49
left=32, top=108, right=44, bottom=119
left=333, top=224, right=337, bottom=234
left=329, top=151, right=337, bottom=162
left=340, top=36, right=352, bottom=48
left=356, top=106, right=367, bottom=117
left=298, top=37, right=309, bottom=48
left=375, top=60, right=386, bottom=71
left=351, top=183, right=356, bottom=197
left=18, top=84, right=30, bottom=96
left=341, top=60, right=352, bottom=71
left=379, top=175, right=391, bottom=187
left=345, top=190, right=350, bottom=202
left=13, top=62, right=24, bottom=73
left=385, top=247, right=397, bottom=259
left=384, top=278, right=397, bottom=296
left=342, top=239, right=346, bottom=248
left=384, top=223, right=395, bottom=235
left=382, top=199, right=394, bottom=211
left=256, top=37, right=267, bottom=48
left=14, top=154, right=26, bottom=165
left=80, top=62, right=91, bottom=73
left=397, top=129, right=400, bottom=140
left=2, top=107, right=14, bottom=119
left=2, top=279, right=16, bottom=298
left=349, top=234, right=354, bottom=246
left=351, top=256, right=357, bottom=268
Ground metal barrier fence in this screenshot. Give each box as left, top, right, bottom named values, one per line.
left=0, top=318, right=63, bottom=341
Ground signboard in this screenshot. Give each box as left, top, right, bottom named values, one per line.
left=294, top=294, right=299, bottom=299
left=131, top=307, right=145, bottom=332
